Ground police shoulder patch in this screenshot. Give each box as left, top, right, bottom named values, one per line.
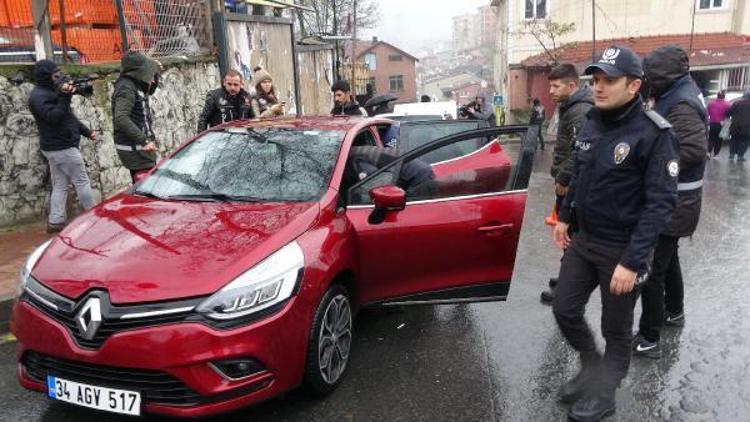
left=667, top=159, right=679, bottom=178
left=644, top=110, right=672, bottom=129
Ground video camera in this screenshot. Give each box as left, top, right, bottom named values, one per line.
left=458, top=100, right=480, bottom=119
left=55, top=75, right=95, bottom=97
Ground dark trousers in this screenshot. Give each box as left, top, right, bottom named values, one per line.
left=554, top=193, right=565, bottom=212
left=533, top=124, right=544, bottom=149
left=553, top=233, right=638, bottom=390
left=708, top=123, right=722, bottom=156
left=732, top=134, right=750, bottom=158
left=638, top=235, right=683, bottom=342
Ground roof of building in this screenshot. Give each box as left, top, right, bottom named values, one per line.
left=521, top=32, right=750, bottom=70
left=352, top=39, right=419, bottom=62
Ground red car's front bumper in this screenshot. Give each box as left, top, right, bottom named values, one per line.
left=12, top=297, right=314, bottom=417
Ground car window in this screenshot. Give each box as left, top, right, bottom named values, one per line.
left=352, top=129, right=377, bottom=147
left=399, top=121, right=488, bottom=164
left=348, top=127, right=531, bottom=206
left=136, top=128, right=345, bottom=202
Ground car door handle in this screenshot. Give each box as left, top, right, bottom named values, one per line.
left=477, top=223, right=514, bottom=233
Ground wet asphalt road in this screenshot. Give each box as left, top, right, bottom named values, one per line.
left=1, top=149, right=748, bottom=422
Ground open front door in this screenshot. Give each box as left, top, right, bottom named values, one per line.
left=345, top=125, right=538, bottom=306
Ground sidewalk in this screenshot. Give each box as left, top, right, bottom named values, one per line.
left=0, top=222, right=54, bottom=331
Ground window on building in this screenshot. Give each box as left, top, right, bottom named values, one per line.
left=698, top=0, right=723, bottom=9
left=389, top=75, right=404, bottom=92
left=525, top=0, right=547, bottom=19
left=364, top=53, right=377, bottom=71
left=388, top=54, right=403, bottom=62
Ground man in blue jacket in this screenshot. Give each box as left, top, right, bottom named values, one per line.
left=552, top=46, right=679, bottom=421
left=28, top=60, right=98, bottom=233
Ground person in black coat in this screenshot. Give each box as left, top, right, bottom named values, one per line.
left=331, top=80, right=366, bottom=116
left=28, top=60, right=98, bottom=233
left=197, top=69, right=255, bottom=132
left=633, top=45, right=708, bottom=359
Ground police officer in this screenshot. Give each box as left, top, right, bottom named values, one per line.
left=634, top=46, right=707, bottom=359
left=552, top=46, right=679, bottom=421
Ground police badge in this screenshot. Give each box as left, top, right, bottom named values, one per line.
left=614, top=142, right=630, bottom=165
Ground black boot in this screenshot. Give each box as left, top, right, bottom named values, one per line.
left=549, top=278, right=558, bottom=288
left=559, top=352, right=601, bottom=404
left=568, top=389, right=616, bottom=421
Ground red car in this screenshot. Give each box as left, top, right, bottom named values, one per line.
left=12, top=116, right=536, bottom=417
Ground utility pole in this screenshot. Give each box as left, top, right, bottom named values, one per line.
left=32, top=0, right=53, bottom=60
left=333, top=0, right=340, bottom=80
left=591, top=0, right=596, bottom=63
left=689, top=0, right=697, bottom=54
left=350, top=0, right=357, bottom=91
left=58, top=0, right=70, bottom=62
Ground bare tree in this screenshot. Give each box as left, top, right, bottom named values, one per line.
left=295, top=0, right=379, bottom=37
left=517, top=19, right=576, bottom=65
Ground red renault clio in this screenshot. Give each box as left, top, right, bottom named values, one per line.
left=11, top=116, right=536, bottom=417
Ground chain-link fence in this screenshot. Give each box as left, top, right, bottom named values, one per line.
left=120, top=0, right=212, bottom=58
left=0, top=0, right=212, bottom=64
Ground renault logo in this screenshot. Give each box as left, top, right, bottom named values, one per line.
left=76, top=297, right=102, bottom=340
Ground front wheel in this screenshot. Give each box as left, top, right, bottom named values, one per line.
left=303, top=284, right=353, bottom=396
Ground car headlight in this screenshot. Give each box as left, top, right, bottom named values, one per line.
left=18, top=240, right=52, bottom=295
left=196, top=241, right=304, bottom=320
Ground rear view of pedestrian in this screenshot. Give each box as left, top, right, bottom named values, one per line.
left=706, top=91, right=730, bottom=158
left=727, top=90, right=750, bottom=162
left=529, top=98, right=546, bottom=150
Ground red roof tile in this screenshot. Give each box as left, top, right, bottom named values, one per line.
left=521, top=32, right=750, bottom=69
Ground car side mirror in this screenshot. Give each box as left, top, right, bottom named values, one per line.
left=368, top=185, right=406, bottom=224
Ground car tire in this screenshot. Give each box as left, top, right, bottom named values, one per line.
left=302, top=283, right=353, bottom=396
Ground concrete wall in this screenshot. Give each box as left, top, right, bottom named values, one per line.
left=0, top=60, right=221, bottom=228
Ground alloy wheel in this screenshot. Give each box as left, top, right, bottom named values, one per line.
left=317, top=294, right=352, bottom=384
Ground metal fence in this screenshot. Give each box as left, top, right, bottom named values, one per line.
left=120, top=0, right=212, bottom=58
left=0, top=0, right=212, bottom=64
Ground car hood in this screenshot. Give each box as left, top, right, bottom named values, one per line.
left=31, top=194, right=319, bottom=304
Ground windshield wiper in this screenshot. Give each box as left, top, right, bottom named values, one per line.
left=166, top=193, right=264, bottom=203
left=133, top=189, right=165, bottom=200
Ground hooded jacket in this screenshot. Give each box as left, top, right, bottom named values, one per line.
left=28, top=60, right=91, bottom=151
left=727, top=92, right=750, bottom=137
left=644, top=45, right=707, bottom=237
left=112, top=52, right=160, bottom=170
left=551, top=86, right=594, bottom=186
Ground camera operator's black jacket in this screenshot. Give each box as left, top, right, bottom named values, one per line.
left=28, top=60, right=91, bottom=151
left=197, top=87, right=254, bottom=132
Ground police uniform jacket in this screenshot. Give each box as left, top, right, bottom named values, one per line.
left=653, top=75, right=707, bottom=238
left=558, top=95, right=679, bottom=271
left=112, top=52, right=160, bottom=171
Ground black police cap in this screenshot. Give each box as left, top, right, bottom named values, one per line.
left=585, top=45, right=643, bottom=79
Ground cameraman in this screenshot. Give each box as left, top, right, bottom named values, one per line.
left=463, top=93, right=496, bottom=127
left=28, top=60, right=98, bottom=233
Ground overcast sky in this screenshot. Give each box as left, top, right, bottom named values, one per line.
left=361, top=0, right=489, bottom=54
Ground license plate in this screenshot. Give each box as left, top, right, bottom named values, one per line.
left=47, top=375, right=141, bottom=416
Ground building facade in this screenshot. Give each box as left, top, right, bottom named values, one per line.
left=356, top=38, right=419, bottom=104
